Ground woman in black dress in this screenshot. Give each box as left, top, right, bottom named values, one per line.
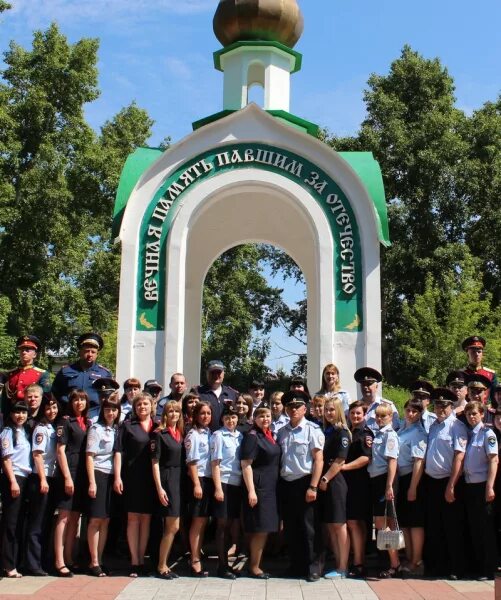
left=240, top=406, right=281, bottom=579
left=114, top=392, right=156, bottom=577
left=319, top=397, right=351, bottom=578
left=151, top=400, right=184, bottom=579
left=340, top=400, right=374, bottom=578
left=54, top=389, right=91, bottom=576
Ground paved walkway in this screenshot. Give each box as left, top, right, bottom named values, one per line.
left=0, top=573, right=496, bottom=600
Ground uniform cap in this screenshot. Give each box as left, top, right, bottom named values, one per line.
left=77, top=332, right=104, bottom=350
left=16, top=335, right=41, bottom=352
left=207, top=360, right=225, bottom=371
left=461, top=335, right=486, bottom=351
left=144, top=379, right=162, bottom=392
left=430, top=387, right=456, bottom=404
left=410, top=380, right=434, bottom=396
left=354, top=367, right=382, bottom=384
left=92, top=377, right=119, bottom=396
left=10, top=400, right=29, bottom=412
left=282, top=390, right=309, bottom=406
left=465, top=372, right=491, bottom=390
left=445, top=370, right=467, bottom=386
left=221, top=404, right=239, bottom=417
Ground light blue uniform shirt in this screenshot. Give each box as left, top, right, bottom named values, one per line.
left=86, top=423, right=116, bottom=474
left=185, top=427, right=212, bottom=478
left=368, top=424, right=399, bottom=478
left=210, top=427, right=243, bottom=486
left=32, top=423, right=57, bottom=477
left=421, top=409, right=437, bottom=433
left=464, top=423, right=498, bottom=484
left=277, top=418, right=325, bottom=482
left=1, top=426, right=32, bottom=477
left=425, top=413, right=468, bottom=479
left=270, top=413, right=289, bottom=435
left=315, top=389, right=352, bottom=412
left=397, top=422, right=427, bottom=476
left=365, top=397, right=400, bottom=433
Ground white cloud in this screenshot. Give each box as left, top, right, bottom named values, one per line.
left=8, top=0, right=214, bottom=27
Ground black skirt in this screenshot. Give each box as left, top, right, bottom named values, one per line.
left=370, top=473, right=398, bottom=518
left=396, top=472, right=424, bottom=528
left=320, top=474, right=347, bottom=524
left=212, top=482, right=242, bottom=519
left=88, top=470, right=113, bottom=519
left=157, top=466, right=182, bottom=518
left=344, top=469, right=372, bottom=521
left=188, top=476, right=214, bottom=518
left=55, top=464, right=88, bottom=513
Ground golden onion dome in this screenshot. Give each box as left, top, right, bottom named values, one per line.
left=213, top=0, right=304, bottom=49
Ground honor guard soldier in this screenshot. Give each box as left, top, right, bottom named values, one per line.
left=51, top=333, right=112, bottom=414
left=462, top=336, right=498, bottom=403
left=2, top=336, right=50, bottom=413
left=424, top=387, right=468, bottom=579
left=410, top=380, right=436, bottom=432
left=277, top=390, right=324, bottom=582
left=354, top=368, right=399, bottom=432
left=196, top=360, right=238, bottom=431
left=90, top=377, right=120, bottom=422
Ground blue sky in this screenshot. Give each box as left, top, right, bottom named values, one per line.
left=2, top=0, right=500, bottom=373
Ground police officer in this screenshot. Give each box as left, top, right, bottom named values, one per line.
left=3, top=335, right=50, bottom=413
left=277, top=390, right=324, bottom=582
left=90, top=377, right=120, bottom=422
left=463, top=401, right=498, bottom=580
left=52, top=333, right=112, bottom=413
left=465, top=373, right=494, bottom=426
left=270, top=391, right=289, bottom=435
left=424, top=387, right=468, bottom=579
left=446, top=370, right=468, bottom=424
left=354, top=368, right=399, bottom=432
left=410, top=380, right=436, bottom=432
left=462, top=336, right=498, bottom=403
left=196, top=360, right=238, bottom=431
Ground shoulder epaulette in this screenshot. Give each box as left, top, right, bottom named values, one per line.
left=33, top=367, right=46, bottom=373
left=484, top=367, right=496, bottom=374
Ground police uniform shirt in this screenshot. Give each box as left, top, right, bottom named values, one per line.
left=184, top=427, right=212, bottom=478
left=421, top=409, right=437, bottom=433
left=425, top=413, right=468, bottom=479
left=397, top=422, right=427, bottom=476
left=86, top=423, right=116, bottom=474
left=277, top=417, right=325, bottom=482
left=210, top=426, right=243, bottom=486
left=365, top=396, right=400, bottom=432
left=464, top=423, right=498, bottom=484
left=270, top=413, right=289, bottom=435
left=197, top=384, right=238, bottom=431
left=367, top=423, right=399, bottom=478
left=1, top=426, right=32, bottom=477
left=51, top=361, right=112, bottom=407
left=32, top=422, right=57, bottom=477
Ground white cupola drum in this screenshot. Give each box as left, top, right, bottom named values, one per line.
left=213, top=0, right=304, bottom=112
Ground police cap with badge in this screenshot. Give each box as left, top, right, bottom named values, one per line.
left=77, top=332, right=104, bottom=350
left=465, top=372, right=492, bottom=391
left=446, top=370, right=467, bottom=387
left=144, top=379, right=163, bottom=395
left=92, top=377, right=120, bottom=398
left=354, top=367, right=382, bottom=384
left=281, top=390, right=309, bottom=407
left=430, top=387, right=456, bottom=405
left=411, top=379, right=434, bottom=397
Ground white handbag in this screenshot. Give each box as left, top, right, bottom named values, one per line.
left=376, top=499, right=406, bottom=550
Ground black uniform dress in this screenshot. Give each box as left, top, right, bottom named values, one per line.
left=320, top=425, right=350, bottom=524
left=115, top=418, right=155, bottom=514
left=343, top=426, right=373, bottom=521
left=55, top=417, right=91, bottom=512
left=240, top=429, right=281, bottom=533
left=150, top=429, right=183, bottom=518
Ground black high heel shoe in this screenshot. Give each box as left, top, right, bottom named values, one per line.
left=190, top=559, right=209, bottom=577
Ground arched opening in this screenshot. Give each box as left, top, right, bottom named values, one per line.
left=200, top=243, right=306, bottom=390
left=247, top=83, right=264, bottom=108
left=247, top=61, right=265, bottom=107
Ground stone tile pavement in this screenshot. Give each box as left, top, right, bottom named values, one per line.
left=0, top=573, right=495, bottom=600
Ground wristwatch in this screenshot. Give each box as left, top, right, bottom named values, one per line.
left=309, top=485, right=318, bottom=492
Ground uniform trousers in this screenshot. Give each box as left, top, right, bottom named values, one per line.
left=423, top=474, right=466, bottom=577
left=465, top=482, right=496, bottom=578
left=24, top=474, right=57, bottom=572
left=279, top=476, right=321, bottom=577
left=0, top=474, right=28, bottom=571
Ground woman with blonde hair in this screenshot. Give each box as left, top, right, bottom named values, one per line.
left=319, top=397, right=351, bottom=578
left=151, top=400, right=184, bottom=579
left=318, top=364, right=351, bottom=411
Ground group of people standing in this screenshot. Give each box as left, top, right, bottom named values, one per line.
left=0, top=332, right=499, bottom=582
